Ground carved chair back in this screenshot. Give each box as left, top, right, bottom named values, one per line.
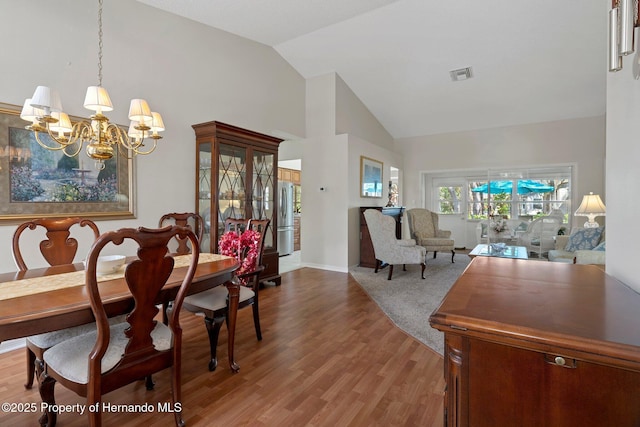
left=159, top=212, right=204, bottom=255
left=12, top=217, right=100, bottom=271
left=84, top=225, right=199, bottom=404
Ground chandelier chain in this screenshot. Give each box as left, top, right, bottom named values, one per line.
left=97, top=0, right=103, bottom=87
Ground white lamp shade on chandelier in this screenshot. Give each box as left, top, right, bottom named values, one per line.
left=19, top=99, right=44, bottom=125
left=49, top=112, right=73, bottom=136
left=30, top=86, right=63, bottom=114
left=128, top=99, right=153, bottom=126
left=83, top=86, right=113, bottom=113
left=574, top=192, right=606, bottom=228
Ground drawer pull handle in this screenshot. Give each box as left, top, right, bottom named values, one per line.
left=544, top=354, right=577, bottom=368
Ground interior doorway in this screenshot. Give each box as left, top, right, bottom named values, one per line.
left=278, top=158, right=302, bottom=273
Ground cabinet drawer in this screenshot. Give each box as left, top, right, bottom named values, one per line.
left=465, top=338, right=640, bottom=427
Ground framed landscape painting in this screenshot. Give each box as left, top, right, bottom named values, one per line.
left=0, top=102, right=135, bottom=222
left=360, top=156, right=383, bottom=198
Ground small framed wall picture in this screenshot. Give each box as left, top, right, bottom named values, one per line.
left=360, top=156, right=383, bottom=198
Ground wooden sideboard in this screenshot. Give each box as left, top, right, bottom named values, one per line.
left=429, top=257, right=640, bottom=427
left=359, top=206, right=404, bottom=268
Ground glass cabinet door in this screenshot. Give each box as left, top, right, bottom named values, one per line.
left=252, top=150, right=275, bottom=251
left=197, top=142, right=212, bottom=252
left=218, top=143, right=247, bottom=240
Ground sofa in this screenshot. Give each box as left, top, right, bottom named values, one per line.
left=548, top=227, right=605, bottom=265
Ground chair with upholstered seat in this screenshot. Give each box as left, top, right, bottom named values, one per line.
left=159, top=212, right=205, bottom=255
left=406, top=208, right=455, bottom=263
left=159, top=212, right=205, bottom=324
left=38, top=225, right=200, bottom=427
left=183, top=218, right=268, bottom=371
left=12, top=217, right=102, bottom=390
left=363, top=209, right=426, bottom=280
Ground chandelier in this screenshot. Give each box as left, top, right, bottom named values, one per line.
left=20, top=0, right=165, bottom=170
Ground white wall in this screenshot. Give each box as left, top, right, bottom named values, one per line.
left=0, top=0, right=305, bottom=273
left=605, top=28, right=640, bottom=293
left=395, top=116, right=606, bottom=213
left=299, top=135, right=349, bottom=271
left=335, top=75, right=394, bottom=147
left=302, top=73, right=398, bottom=271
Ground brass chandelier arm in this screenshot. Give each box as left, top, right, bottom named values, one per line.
left=62, top=142, right=84, bottom=158
left=33, top=120, right=94, bottom=158
left=97, top=122, right=158, bottom=159
left=32, top=132, right=73, bottom=152
left=117, top=137, right=159, bottom=159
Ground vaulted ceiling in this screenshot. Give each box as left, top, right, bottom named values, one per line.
left=136, top=0, right=607, bottom=139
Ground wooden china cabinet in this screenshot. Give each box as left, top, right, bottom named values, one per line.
left=193, top=121, right=283, bottom=285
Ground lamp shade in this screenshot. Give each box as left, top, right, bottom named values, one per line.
left=30, top=86, right=63, bottom=113
left=83, top=86, right=114, bottom=113
left=49, top=112, right=73, bottom=134
left=128, top=99, right=152, bottom=124
left=575, top=192, right=606, bottom=228
left=575, top=192, right=606, bottom=216
left=20, top=98, right=45, bottom=123
left=150, top=112, right=165, bottom=131
left=127, top=121, right=144, bottom=140
left=150, top=112, right=165, bottom=132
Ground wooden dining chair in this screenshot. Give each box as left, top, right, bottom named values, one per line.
left=183, top=218, right=269, bottom=371
left=159, top=212, right=205, bottom=324
left=38, top=225, right=200, bottom=427
left=224, top=217, right=249, bottom=234
left=159, top=212, right=204, bottom=255
left=11, top=217, right=103, bottom=390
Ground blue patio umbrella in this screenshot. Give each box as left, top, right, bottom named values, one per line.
left=472, top=180, right=554, bottom=194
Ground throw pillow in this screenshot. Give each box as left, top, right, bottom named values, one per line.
left=592, top=241, right=606, bottom=251
left=564, top=227, right=604, bottom=252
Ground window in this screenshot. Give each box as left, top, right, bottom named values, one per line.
left=436, top=185, right=463, bottom=214
left=430, top=166, right=572, bottom=226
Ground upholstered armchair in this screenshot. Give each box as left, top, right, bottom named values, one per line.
left=363, top=209, right=426, bottom=280
left=406, top=208, right=455, bottom=263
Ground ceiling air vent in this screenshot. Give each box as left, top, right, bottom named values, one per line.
left=450, top=67, right=473, bottom=82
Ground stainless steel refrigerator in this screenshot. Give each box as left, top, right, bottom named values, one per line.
left=277, top=182, right=294, bottom=256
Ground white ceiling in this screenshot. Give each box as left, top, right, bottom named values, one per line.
left=136, top=0, right=607, bottom=139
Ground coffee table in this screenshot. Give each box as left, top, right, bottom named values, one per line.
left=469, top=243, right=529, bottom=259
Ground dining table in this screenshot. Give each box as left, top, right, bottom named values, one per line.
left=0, top=253, right=242, bottom=372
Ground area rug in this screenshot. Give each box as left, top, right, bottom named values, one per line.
left=349, top=253, right=470, bottom=355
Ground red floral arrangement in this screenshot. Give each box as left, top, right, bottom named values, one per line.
left=218, top=229, right=261, bottom=284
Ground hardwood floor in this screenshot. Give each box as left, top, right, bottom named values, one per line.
left=0, top=268, right=445, bottom=426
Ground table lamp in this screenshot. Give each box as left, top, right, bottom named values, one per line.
left=574, top=192, right=606, bottom=228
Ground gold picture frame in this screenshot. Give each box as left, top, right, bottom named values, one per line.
left=0, top=102, right=135, bottom=222
left=360, top=156, right=383, bottom=198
